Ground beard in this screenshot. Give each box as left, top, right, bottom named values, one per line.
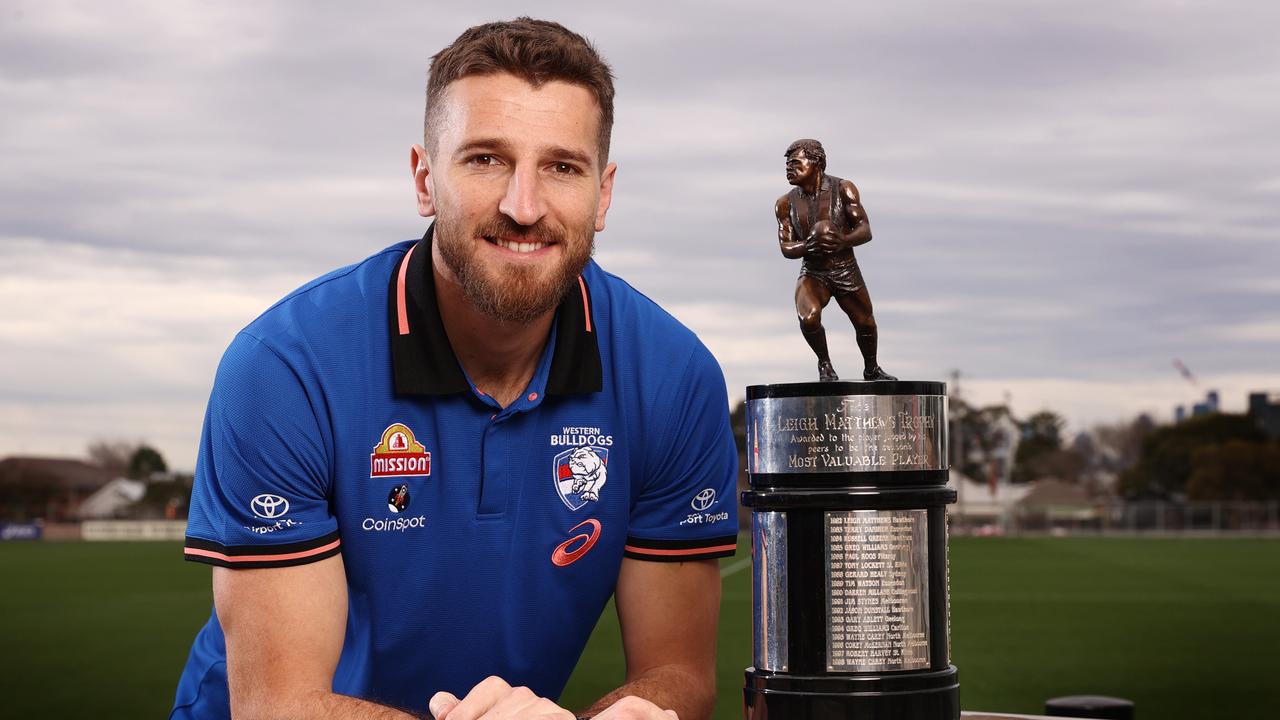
left=435, top=210, right=594, bottom=324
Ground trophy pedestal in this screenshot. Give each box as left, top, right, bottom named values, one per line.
left=744, top=666, right=959, bottom=719
left=743, top=381, right=959, bottom=720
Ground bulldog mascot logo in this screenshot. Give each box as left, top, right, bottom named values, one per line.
left=553, top=446, right=609, bottom=511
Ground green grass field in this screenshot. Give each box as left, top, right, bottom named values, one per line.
left=2, top=536, right=1277, bottom=718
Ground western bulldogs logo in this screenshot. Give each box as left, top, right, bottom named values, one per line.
left=553, top=446, right=608, bottom=510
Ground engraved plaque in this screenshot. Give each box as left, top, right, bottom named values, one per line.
left=748, top=394, right=946, bottom=474
left=944, top=510, right=952, bottom=665
left=825, top=509, right=929, bottom=672
left=752, top=511, right=789, bottom=672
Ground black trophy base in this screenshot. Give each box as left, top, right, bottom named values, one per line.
left=744, top=665, right=959, bottom=720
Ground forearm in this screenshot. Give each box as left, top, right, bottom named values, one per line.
left=779, top=239, right=806, bottom=258
left=236, top=689, right=421, bottom=720
left=580, top=664, right=714, bottom=720
left=310, top=691, right=423, bottom=719
left=842, top=223, right=872, bottom=248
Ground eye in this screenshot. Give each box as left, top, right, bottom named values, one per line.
left=468, top=154, right=500, bottom=167
left=551, top=162, right=581, bottom=175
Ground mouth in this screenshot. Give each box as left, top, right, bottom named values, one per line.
left=483, top=235, right=553, bottom=254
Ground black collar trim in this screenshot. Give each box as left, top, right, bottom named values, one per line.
left=388, top=225, right=602, bottom=397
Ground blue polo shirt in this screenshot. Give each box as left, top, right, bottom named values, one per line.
left=171, top=227, right=739, bottom=718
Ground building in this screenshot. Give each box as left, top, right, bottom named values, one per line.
left=0, top=456, right=117, bottom=522
left=1177, top=389, right=1221, bottom=423
left=1248, top=392, right=1280, bottom=439
left=1014, top=477, right=1097, bottom=531
left=948, top=470, right=1031, bottom=533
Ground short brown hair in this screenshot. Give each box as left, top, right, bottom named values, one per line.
left=785, top=138, right=826, bottom=172
left=425, top=18, right=616, bottom=165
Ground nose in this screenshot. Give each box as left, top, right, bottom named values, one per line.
left=498, top=165, right=548, bottom=227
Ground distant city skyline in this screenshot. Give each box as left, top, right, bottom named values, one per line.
left=3, top=1, right=1278, bottom=470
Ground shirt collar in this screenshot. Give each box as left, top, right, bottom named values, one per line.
left=388, top=224, right=602, bottom=397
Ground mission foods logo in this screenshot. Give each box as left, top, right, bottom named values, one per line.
left=370, top=423, right=431, bottom=478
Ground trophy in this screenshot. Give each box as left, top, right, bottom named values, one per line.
left=743, top=140, right=959, bottom=719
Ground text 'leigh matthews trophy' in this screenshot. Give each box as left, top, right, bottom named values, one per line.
left=743, top=140, right=960, bottom=719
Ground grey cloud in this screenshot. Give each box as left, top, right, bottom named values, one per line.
left=2, top=1, right=1278, bottom=468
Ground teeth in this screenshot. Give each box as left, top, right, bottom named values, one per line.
left=496, top=238, right=547, bottom=254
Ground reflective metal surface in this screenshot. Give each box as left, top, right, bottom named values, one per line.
left=752, top=511, right=789, bottom=671
left=748, top=394, right=947, bottom=474
left=825, top=509, right=930, bottom=672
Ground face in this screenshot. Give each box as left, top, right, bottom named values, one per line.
left=785, top=149, right=818, bottom=186
left=411, top=73, right=617, bottom=324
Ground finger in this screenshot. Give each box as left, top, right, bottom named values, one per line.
left=505, top=694, right=572, bottom=720
left=483, top=684, right=541, bottom=717
left=531, top=710, right=576, bottom=720
left=445, top=676, right=512, bottom=720
left=665, top=711, right=679, bottom=720
left=429, top=691, right=460, bottom=720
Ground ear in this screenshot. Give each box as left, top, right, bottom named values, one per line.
left=594, top=162, right=617, bottom=232
left=410, top=144, right=436, bottom=218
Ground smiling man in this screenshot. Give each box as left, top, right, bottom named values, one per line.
left=170, top=18, right=738, bottom=720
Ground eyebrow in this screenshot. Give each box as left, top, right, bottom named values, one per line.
left=454, top=138, right=594, bottom=169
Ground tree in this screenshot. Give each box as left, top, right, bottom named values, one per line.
left=1186, top=441, right=1280, bottom=501
left=1011, top=410, right=1068, bottom=483
left=1091, top=414, right=1154, bottom=473
left=952, top=401, right=1019, bottom=483
left=87, top=440, right=137, bottom=475
left=127, top=445, right=167, bottom=480
left=1119, top=414, right=1264, bottom=498
left=729, top=399, right=747, bottom=457
left=138, top=472, right=194, bottom=519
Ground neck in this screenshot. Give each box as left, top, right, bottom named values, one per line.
left=799, top=171, right=823, bottom=196
left=431, top=245, right=555, bottom=407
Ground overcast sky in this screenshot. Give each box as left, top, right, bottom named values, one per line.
left=3, top=0, right=1278, bottom=471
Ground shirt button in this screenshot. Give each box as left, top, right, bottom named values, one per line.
left=528, top=392, right=538, bottom=402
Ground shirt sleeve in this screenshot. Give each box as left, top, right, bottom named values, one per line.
left=183, top=332, right=341, bottom=569
left=625, top=342, right=739, bottom=562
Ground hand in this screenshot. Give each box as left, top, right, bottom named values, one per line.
left=430, top=677, right=574, bottom=720
left=594, top=696, right=679, bottom=720
left=805, top=220, right=842, bottom=255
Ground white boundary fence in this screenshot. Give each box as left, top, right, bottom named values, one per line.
left=81, top=520, right=187, bottom=541
left=954, top=500, right=1280, bottom=536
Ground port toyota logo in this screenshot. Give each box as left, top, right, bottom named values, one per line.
left=370, top=423, right=432, bottom=478
left=250, top=494, right=290, bottom=519
left=691, top=488, right=717, bottom=512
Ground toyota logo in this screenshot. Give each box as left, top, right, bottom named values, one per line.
left=250, top=494, right=290, bottom=519
left=691, top=488, right=717, bottom=512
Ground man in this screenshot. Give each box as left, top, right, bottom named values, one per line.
left=171, top=18, right=738, bottom=720
left=775, top=139, right=895, bottom=382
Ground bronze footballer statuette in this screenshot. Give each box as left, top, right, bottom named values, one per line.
left=776, top=139, right=896, bottom=382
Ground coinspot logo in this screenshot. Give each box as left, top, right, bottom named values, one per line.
left=250, top=494, right=290, bottom=519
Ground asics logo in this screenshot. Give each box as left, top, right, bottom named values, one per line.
left=552, top=519, right=601, bottom=567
